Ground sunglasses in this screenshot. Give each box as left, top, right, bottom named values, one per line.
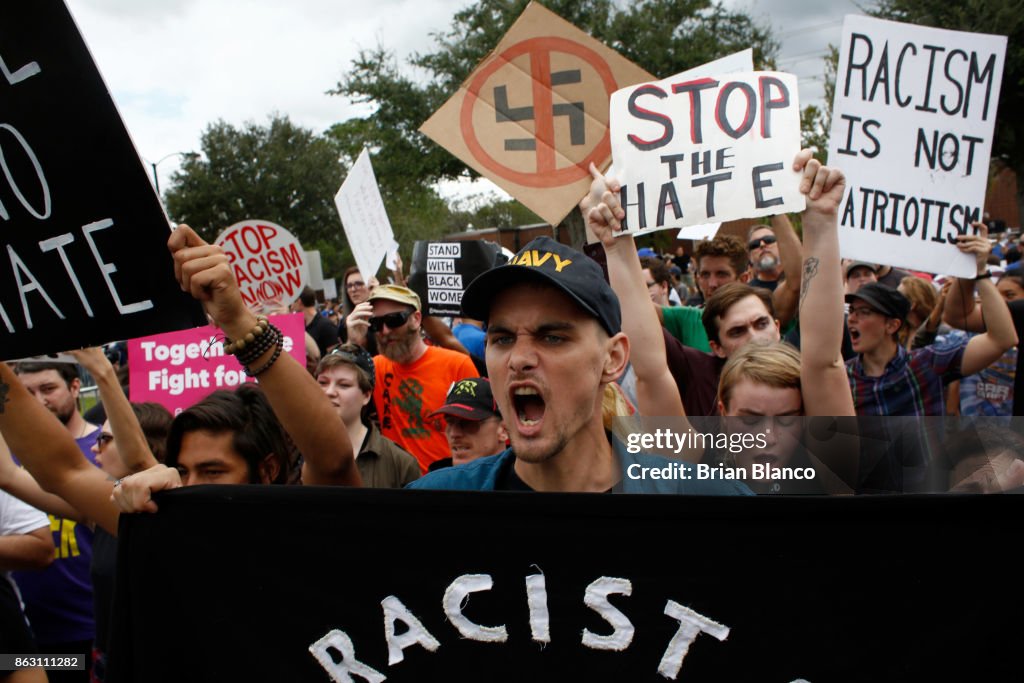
left=346, top=280, right=366, bottom=290
left=747, top=235, right=777, bottom=250
left=369, top=310, right=412, bottom=332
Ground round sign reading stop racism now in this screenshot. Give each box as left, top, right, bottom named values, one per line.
left=214, top=220, right=309, bottom=309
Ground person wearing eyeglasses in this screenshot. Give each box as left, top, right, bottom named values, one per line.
left=363, top=285, right=477, bottom=473
left=338, top=266, right=379, bottom=356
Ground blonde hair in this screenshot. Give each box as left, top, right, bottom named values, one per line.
left=898, top=276, right=938, bottom=347
left=717, top=341, right=801, bottom=411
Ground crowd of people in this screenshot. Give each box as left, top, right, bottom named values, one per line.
left=1, top=150, right=1023, bottom=680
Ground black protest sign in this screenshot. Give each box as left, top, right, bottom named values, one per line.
left=111, top=487, right=1021, bottom=682
left=408, top=241, right=503, bottom=316
left=0, top=2, right=205, bottom=360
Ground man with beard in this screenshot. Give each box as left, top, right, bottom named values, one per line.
left=11, top=361, right=99, bottom=682
left=367, top=285, right=477, bottom=473
left=747, top=224, right=784, bottom=292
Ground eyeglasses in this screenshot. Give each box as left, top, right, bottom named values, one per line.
left=346, top=281, right=366, bottom=290
left=848, top=306, right=881, bottom=318
left=369, top=310, right=412, bottom=332
left=747, top=235, right=777, bottom=250
left=96, top=433, right=114, bottom=451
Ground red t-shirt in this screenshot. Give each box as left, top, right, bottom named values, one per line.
left=374, top=346, right=477, bottom=472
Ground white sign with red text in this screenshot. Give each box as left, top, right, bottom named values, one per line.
left=215, top=220, right=309, bottom=308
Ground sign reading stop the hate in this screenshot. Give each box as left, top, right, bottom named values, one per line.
left=215, top=220, right=309, bottom=308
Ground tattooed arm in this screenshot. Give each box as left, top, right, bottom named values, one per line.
left=794, top=151, right=855, bottom=417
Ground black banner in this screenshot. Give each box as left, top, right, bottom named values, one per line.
left=0, top=1, right=205, bottom=360
left=111, top=487, right=1020, bottom=682
left=407, top=240, right=504, bottom=316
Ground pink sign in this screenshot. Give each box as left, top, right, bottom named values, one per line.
left=215, top=219, right=310, bottom=308
left=128, top=313, right=306, bottom=415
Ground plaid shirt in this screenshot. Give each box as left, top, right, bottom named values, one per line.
left=846, top=337, right=967, bottom=416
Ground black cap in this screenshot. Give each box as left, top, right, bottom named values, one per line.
left=429, top=377, right=500, bottom=421
left=845, top=282, right=910, bottom=321
left=320, top=344, right=376, bottom=390
left=461, top=237, right=621, bottom=335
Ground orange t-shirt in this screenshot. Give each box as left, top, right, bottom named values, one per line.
left=374, top=346, right=478, bottom=473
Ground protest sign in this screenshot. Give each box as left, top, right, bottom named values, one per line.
left=408, top=241, right=503, bottom=316
left=305, top=250, right=324, bottom=290
left=610, top=70, right=804, bottom=238
left=111, top=486, right=1021, bottom=682
left=335, top=148, right=395, bottom=282
left=827, top=15, right=1006, bottom=277
left=677, top=223, right=721, bottom=242
left=0, top=1, right=205, bottom=361
left=420, top=2, right=653, bottom=227
left=127, top=313, right=305, bottom=415
left=214, top=220, right=309, bottom=309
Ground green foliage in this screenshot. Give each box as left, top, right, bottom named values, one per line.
left=165, top=114, right=350, bottom=276
left=800, top=45, right=838, bottom=163
left=329, top=0, right=778, bottom=245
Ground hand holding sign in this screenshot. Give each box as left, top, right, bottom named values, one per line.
left=169, top=225, right=257, bottom=340
left=955, top=222, right=991, bottom=278
left=581, top=163, right=626, bottom=247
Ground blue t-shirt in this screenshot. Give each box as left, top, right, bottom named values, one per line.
left=453, top=323, right=486, bottom=359
left=409, top=442, right=752, bottom=495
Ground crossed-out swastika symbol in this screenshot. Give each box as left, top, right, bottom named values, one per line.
left=494, top=67, right=585, bottom=151
left=461, top=36, right=618, bottom=188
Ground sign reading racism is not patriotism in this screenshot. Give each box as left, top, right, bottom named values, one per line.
left=827, top=15, right=1006, bottom=277
left=215, top=220, right=310, bottom=310
left=127, top=313, right=305, bottom=415
left=610, top=66, right=804, bottom=238
left=0, top=1, right=205, bottom=360
left=420, top=2, right=653, bottom=227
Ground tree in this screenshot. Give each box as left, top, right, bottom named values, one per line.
left=329, top=0, right=778, bottom=246
left=868, top=0, right=1024, bottom=225
left=165, top=114, right=349, bottom=276
left=800, top=45, right=838, bottom=163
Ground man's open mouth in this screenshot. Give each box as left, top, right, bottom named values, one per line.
left=512, top=386, right=546, bottom=427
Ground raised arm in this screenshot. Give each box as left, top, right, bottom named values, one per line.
left=0, top=363, right=120, bottom=535
left=0, top=433, right=83, bottom=521
left=794, top=150, right=855, bottom=417
left=580, top=163, right=685, bottom=418
left=169, top=226, right=361, bottom=487
left=958, top=224, right=1018, bottom=376
left=942, top=225, right=987, bottom=333
left=68, top=348, right=158, bottom=474
left=771, top=213, right=803, bottom=326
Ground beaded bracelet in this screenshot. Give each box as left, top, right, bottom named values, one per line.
left=223, top=316, right=270, bottom=355
left=245, top=339, right=283, bottom=377
left=235, top=324, right=283, bottom=367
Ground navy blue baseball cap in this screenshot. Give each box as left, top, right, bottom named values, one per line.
left=460, top=237, right=621, bottom=336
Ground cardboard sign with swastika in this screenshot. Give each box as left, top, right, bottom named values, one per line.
left=420, top=2, right=652, bottom=227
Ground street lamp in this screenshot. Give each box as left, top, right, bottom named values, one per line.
left=146, top=151, right=194, bottom=197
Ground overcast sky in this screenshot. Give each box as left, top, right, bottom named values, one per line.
left=67, top=0, right=862, bottom=200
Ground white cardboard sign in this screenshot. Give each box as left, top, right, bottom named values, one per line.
left=215, top=219, right=309, bottom=308
left=335, top=148, right=395, bottom=281
left=610, top=58, right=803, bottom=237
left=827, top=15, right=1006, bottom=277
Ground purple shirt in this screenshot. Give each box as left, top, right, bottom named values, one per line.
left=13, top=430, right=99, bottom=644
